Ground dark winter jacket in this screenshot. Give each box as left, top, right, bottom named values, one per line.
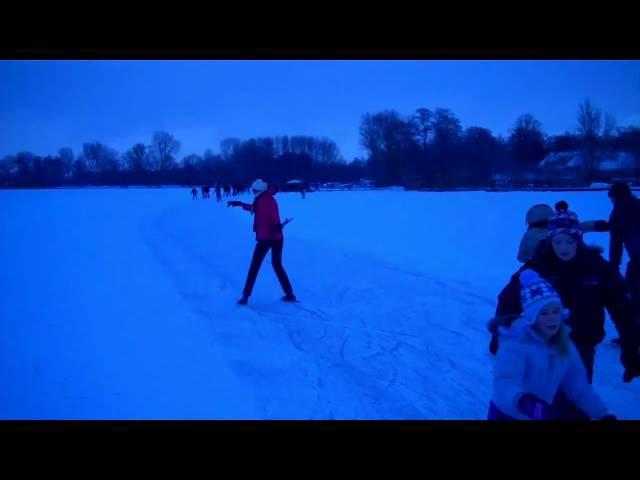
left=491, top=241, right=640, bottom=375
left=240, top=187, right=284, bottom=241
left=609, top=196, right=640, bottom=269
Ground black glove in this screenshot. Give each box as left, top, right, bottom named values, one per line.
left=227, top=201, right=242, bottom=207
left=593, top=220, right=609, bottom=232
left=518, top=393, right=551, bottom=420
left=600, top=414, right=617, bottom=421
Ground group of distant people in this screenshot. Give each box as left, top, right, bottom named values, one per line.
left=190, top=183, right=252, bottom=202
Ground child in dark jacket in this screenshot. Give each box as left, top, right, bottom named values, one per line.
left=517, top=201, right=608, bottom=263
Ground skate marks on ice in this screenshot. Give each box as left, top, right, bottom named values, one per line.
left=142, top=205, right=497, bottom=419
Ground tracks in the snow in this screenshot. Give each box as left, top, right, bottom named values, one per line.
left=141, top=204, right=497, bottom=419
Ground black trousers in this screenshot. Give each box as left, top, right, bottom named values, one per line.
left=626, top=259, right=640, bottom=313
left=242, top=240, right=293, bottom=297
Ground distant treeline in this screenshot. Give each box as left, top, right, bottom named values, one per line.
left=0, top=133, right=362, bottom=188
left=359, top=99, right=640, bottom=188
left=2, top=98, right=639, bottom=189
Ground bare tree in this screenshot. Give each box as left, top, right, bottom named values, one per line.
left=360, top=110, right=413, bottom=156
left=411, top=107, right=433, bottom=150
left=577, top=98, right=602, bottom=184
left=359, top=110, right=417, bottom=185
left=58, top=147, right=74, bottom=181
left=150, top=131, right=180, bottom=171
left=124, top=143, right=147, bottom=171
left=81, top=142, right=119, bottom=172
left=515, top=113, right=543, bottom=132
left=577, top=98, right=602, bottom=139
left=432, top=108, right=463, bottom=147
left=508, top=113, right=546, bottom=169
left=315, top=138, right=341, bottom=164
left=81, top=143, right=100, bottom=172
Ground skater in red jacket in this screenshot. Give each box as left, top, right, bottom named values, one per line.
left=228, top=179, right=296, bottom=305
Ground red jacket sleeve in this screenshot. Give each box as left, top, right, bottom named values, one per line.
left=265, top=197, right=281, bottom=228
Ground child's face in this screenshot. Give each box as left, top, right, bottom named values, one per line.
left=535, top=301, right=564, bottom=340
left=551, top=233, right=578, bottom=261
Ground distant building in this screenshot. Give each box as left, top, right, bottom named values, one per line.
left=281, top=179, right=305, bottom=192
left=539, top=150, right=639, bottom=184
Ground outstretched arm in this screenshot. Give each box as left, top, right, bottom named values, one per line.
left=580, top=219, right=609, bottom=233
left=227, top=200, right=253, bottom=212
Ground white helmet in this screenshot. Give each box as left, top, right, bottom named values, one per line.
left=251, top=179, right=268, bottom=195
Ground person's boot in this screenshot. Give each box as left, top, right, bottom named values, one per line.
left=237, top=295, right=249, bottom=305
left=281, top=293, right=297, bottom=302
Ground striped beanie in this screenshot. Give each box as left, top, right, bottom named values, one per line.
left=548, top=203, right=582, bottom=238
left=519, top=269, right=563, bottom=324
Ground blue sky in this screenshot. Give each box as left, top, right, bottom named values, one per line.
left=1, top=60, right=639, bottom=161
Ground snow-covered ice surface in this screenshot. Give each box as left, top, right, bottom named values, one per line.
left=1, top=188, right=638, bottom=419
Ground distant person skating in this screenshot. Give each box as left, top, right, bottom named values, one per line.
left=215, top=184, right=222, bottom=202
left=191, top=187, right=198, bottom=200
left=227, top=179, right=296, bottom=305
